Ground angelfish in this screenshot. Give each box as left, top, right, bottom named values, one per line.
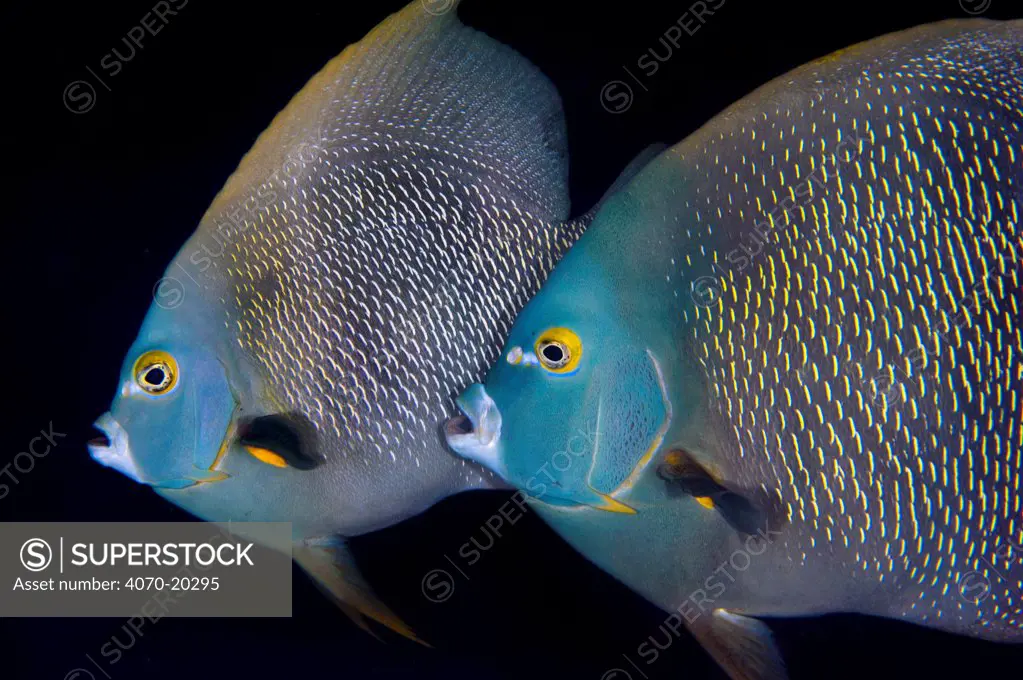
left=88, top=0, right=643, bottom=640
left=447, top=19, right=1023, bottom=678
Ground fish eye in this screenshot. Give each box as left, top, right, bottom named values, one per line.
left=538, top=341, right=569, bottom=368
left=534, top=328, right=583, bottom=375
left=133, top=350, right=178, bottom=395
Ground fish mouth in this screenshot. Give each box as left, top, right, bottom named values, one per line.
left=88, top=428, right=111, bottom=448
left=444, top=384, right=505, bottom=477
left=444, top=414, right=474, bottom=438
left=88, top=413, right=232, bottom=489
left=88, top=413, right=146, bottom=484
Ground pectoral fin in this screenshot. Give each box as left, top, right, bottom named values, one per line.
left=688, top=609, right=787, bottom=680
left=294, top=537, right=426, bottom=646
left=237, top=413, right=324, bottom=471
left=657, top=449, right=772, bottom=536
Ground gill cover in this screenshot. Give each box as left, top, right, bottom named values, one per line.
left=508, top=345, right=670, bottom=512
left=582, top=348, right=672, bottom=499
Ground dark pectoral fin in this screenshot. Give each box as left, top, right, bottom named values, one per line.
left=237, top=412, right=324, bottom=471
left=709, top=492, right=771, bottom=537
left=688, top=609, right=788, bottom=680
left=657, top=449, right=776, bottom=536
left=294, top=537, right=427, bottom=646
left=657, top=450, right=722, bottom=496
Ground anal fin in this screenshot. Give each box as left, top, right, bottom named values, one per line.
left=688, top=609, right=787, bottom=680
left=294, top=537, right=427, bottom=646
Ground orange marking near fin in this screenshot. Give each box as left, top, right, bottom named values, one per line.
left=245, top=445, right=288, bottom=468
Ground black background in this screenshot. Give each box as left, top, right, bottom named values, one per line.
left=3, top=0, right=1022, bottom=678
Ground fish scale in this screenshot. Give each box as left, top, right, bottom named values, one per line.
left=224, top=151, right=584, bottom=462
left=667, top=21, right=1023, bottom=637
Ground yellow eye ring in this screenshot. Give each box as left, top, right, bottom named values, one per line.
left=133, top=350, right=179, bottom=396
left=534, top=327, right=583, bottom=375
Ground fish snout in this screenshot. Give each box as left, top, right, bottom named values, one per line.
left=445, top=384, right=504, bottom=476
left=88, top=412, right=147, bottom=484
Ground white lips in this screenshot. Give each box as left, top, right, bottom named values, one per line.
left=446, top=385, right=505, bottom=477
left=88, top=413, right=146, bottom=484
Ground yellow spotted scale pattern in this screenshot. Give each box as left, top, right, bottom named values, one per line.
left=672, top=22, right=1022, bottom=639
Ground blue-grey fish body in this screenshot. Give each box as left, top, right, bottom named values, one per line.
left=448, top=19, right=1023, bottom=677
left=88, top=0, right=589, bottom=639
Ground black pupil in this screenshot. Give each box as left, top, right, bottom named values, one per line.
left=542, top=344, right=565, bottom=364
left=145, top=366, right=166, bottom=386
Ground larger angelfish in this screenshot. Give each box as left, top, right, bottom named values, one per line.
left=88, top=0, right=596, bottom=641
left=447, top=19, right=1023, bottom=678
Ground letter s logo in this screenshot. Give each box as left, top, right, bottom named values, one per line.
left=20, top=538, right=53, bottom=572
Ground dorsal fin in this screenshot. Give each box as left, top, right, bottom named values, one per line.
left=208, top=0, right=570, bottom=225
left=571, top=143, right=669, bottom=226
